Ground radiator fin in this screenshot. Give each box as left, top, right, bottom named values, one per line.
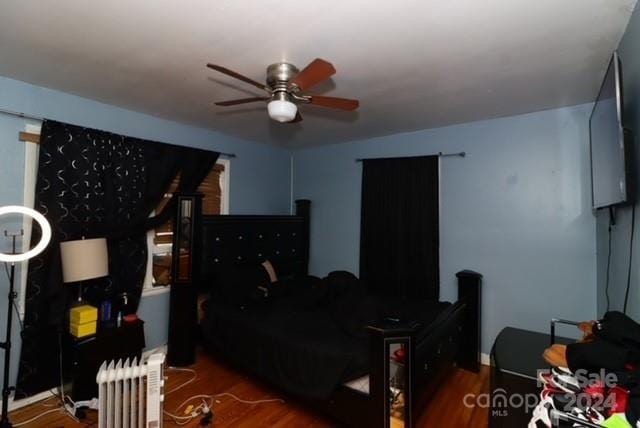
left=96, top=353, right=165, bottom=428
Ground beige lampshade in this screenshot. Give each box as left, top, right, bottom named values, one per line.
left=60, top=238, right=109, bottom=283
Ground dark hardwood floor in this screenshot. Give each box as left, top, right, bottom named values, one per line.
left=9, top=350, right=489, bottom=427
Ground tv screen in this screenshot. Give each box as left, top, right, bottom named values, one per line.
left=589, top=51, right=632, bottom=209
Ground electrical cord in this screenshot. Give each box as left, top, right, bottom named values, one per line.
left=12, top=300, right=24, bottom=333
left=207, top=393, right=285, bottom=406
left=605, top=212, right=614, bottom=312
left=163, top=367, right=205, bottom=425
left=3, top=262, right=24, bottom=332
left=165, top=366, right=197, bottom=395
left=57, top=330, right=78, bottom=423
left=11, top=387, right=79, bottom=426
left=162, top=368, right=285, bottom=426
left=624, top=204, right=636, bottom=314
left=163, top=393, right=285, bottom=426
left=13, top=407, right=65, bottom=427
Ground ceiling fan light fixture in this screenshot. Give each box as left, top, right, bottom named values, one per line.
left=208, top=59, right=359, bottom=123
left=267, top=99, right=298, bottom=123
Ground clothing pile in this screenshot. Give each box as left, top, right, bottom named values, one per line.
left=529, top=311, right=640, bottom=428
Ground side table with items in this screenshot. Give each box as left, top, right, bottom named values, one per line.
left=64, top=317, right=145, bottom=402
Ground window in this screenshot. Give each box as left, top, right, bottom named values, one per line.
left=20, top=124, right=42, bottom=317
left=21, top=129, right=229, bottom=299
left=143, top=159, right=229, bottom=294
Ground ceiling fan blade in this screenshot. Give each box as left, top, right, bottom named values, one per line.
left=207, top=63, right=270, bottom=92
left=289, top=58, right=336, bottom=91
left=309, top=95, right=359, bottom=111
left=288, top=111, right=303, bottom=123
left=214, top=97, right=270, bottom=106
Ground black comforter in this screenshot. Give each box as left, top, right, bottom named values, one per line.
left=201, top=271, right=450, bottom=399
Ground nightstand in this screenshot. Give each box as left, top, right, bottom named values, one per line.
left=64, top=319, right=146, bottom=401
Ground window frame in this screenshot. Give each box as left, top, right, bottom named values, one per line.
left=19, top=124, right=42, bottom=317
left=21, top=132, right=229, bottom=300
left=142, top=158, right=230, bottom=295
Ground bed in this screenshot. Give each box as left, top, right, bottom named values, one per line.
left=198, top=200, right=481, bottom=427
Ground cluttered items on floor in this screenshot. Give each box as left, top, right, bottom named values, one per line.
left=530, top=311, right=640, bottom=427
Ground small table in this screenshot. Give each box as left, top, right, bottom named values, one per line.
left=490, top=327, right=573, bottom=427
left=64, top=319, right=146, bottom=401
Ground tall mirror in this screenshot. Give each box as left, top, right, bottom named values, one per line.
left=176, top=198, right=193, bottom=282
left=167, top=193, right=202, bottom=366
left=387, top=338, right=411, bottom=428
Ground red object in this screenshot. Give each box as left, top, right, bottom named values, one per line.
left=608, top=386, right=629, bottom=415
left=540, top=386, right=566, bottom=398
left=123, top=314, right=139, bottom=323
left=583, top=380, right=605, bottom=402
left=392, top=347, right=406, bottom=363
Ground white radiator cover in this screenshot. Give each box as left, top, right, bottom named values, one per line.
left=96, top=353, right=165, bottom=428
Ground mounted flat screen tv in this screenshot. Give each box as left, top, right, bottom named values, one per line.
left=589, top=51, right=633, bottom=209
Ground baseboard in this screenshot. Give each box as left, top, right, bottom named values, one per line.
left=142, top=344, right=167, bottom=361
left=3, top=388, right=60, bottom=413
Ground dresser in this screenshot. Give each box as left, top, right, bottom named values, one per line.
left=490, top=327, right=572, bottom=427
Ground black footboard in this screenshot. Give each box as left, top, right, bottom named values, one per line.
left=357, top=270, right=482, bottom=428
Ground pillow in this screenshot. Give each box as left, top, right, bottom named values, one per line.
left=293, top=271, right=363, bottom=310
left=261, top=274, right=319, bottom=300
left=215, top=263, right=271, bottom=306
left=323, top=271, right=363, bottom=303
left=271, top=260, right=301, bottom=280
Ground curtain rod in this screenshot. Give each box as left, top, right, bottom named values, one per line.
left=0, top=107, right=236, bottom=158
left=355, top=152, right=466, bottom=162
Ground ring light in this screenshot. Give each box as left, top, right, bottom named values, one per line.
left=0, top=205, right=52, bottom=426
left=0, top=206, right=51, bottom=262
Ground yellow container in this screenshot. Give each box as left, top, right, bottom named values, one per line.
left=69, top=305, right=98, bottom=325
left=70, top=321, right=97, bottom=338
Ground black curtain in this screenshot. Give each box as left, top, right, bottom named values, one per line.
left=16, top=120, right=219, bottom=397
left=359, top=156, right=439, bottom=300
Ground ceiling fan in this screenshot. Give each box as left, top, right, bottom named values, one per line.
left=206, top=58, right=359, bottom=123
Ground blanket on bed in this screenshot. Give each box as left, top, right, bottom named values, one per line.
left=201, top=271, right=449, bottom=399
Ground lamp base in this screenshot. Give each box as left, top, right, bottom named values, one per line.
left=70, top=282, right=87, bottom=307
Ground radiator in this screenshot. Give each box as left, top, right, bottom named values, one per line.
left=96, top=353, right=165, bottom=428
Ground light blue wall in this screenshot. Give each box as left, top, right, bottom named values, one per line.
left=293, top=104, right=597, bottom=354
left=0, top=76, right=291, bottom=393
left=596, top=4, right=640, bottom=317
left=0, top=63, right=607, bottom=391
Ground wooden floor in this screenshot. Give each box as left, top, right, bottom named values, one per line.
left=9, top=350, right=489, bottom=427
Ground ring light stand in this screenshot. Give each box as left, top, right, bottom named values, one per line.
left=0, top=206, right=51, bottom=428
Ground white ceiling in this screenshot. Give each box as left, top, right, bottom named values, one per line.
left=0, top=0, right=636, bottom=148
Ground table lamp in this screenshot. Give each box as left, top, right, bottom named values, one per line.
left=60, top=237, right=109, bottom=303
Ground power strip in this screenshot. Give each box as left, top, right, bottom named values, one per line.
left=64, top=397, right=98, bottom=420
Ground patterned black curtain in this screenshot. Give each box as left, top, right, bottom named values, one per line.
left=359, top=156, right=440, bottom=299
left=16, top=120, right=219, bottom=397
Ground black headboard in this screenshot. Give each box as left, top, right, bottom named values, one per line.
left=199, top=200, right=310, bottom=286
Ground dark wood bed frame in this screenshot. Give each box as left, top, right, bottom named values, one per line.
left=198, top=200, right=482, bottom=428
